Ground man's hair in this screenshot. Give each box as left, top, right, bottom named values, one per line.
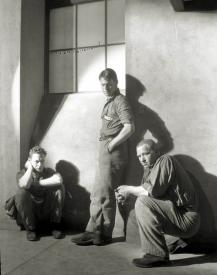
left=29, top=145, right=47, bottom=158
left=136, top=139, right=158, bottom=152
left=99, top=68, right=118, bottom=83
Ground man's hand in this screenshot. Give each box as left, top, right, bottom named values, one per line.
left=25, top=160, right=33, bottom=170
left=117, top=185, right=132, bottom=197
left=115, top=185, right=132, bottom=205
left=107, top=137, right=113, bottom=153
left=115, top=191, right=126, bottom=205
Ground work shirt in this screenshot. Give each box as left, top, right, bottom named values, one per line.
left=142, top=155, right=199, bottom=211
left=100, top=89, right=133, bottom=139
left=16, top=168, right=55, bottom=203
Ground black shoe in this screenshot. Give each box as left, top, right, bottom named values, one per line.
left=72, top=232, right=95, bottom=246
left=132, top=255, right=171, bottom=268
left=26, top=230, right=38, bottom=241
left=93, top=231, right=112, bottom=246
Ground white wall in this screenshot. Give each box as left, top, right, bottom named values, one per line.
left=0, top=0, right=21, bottom=214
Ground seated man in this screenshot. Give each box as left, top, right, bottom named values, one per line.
left=15, top=146, right=65, bottom=241
left=116, top=139, right=200, bottom=268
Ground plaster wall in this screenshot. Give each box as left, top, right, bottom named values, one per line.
left=126, top=0, right=217, bottom=239
left=40, top=92, right=105, bottom=225
left=0, top=0, right=21, bottom=212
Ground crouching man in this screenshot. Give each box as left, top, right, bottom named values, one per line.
left=116, top=139, right=200, bottom=268
left=15, top=146, right=65, bottom=241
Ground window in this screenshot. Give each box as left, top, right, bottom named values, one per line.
left=48, top=0, right=125, bottom=94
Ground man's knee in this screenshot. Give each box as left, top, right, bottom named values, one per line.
left=15, top=188, right=32, bottom=206
left=135, top=196, right=156, bottom=219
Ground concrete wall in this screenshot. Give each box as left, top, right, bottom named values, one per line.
left=20, top=0, right=45, bottom=166
left=40, top=92, right=104, bottom=226
left=0, top=0, right=21, bottom=214
left=126, top=0, right=217, bottom=240
left=0, top=0, right=45, bottom=220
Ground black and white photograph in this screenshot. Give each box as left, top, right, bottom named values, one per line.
left=1, top=0, right=217, bottom=274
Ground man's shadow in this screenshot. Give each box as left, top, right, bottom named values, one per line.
left=125, top=74, right=174, bottom=187
left=55, top=160, right=90, bottom=232
left=120, top=75, right=174, bottom=237
left=174, top=154, right=217, bottom=248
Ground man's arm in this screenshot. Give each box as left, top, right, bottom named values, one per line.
left=18, top=161, right=33, bottom=189
left=116, top=185, right=148, bottom=204
left=117, top=185, right=148, bottom=198
left=108, top=122, right=135, bottom=152
left=39, top=173, right=63, bottom=187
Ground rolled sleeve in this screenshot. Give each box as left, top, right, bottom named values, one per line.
left=116, top=96, right=134, bottom=125
left=144, top=155, right=174, bottom=198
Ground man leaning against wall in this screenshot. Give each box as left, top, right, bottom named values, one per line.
left=72, top=68, right=135, bottom=245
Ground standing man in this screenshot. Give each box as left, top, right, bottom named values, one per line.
left=116, top=139, right=200, bottom=267
left=73, top=68, right=135, bottom=245
left=15, top=146, right=65, bottom=241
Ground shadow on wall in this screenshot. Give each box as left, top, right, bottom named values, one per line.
left=122, top=74, right=174, bottom=237
left=126, top=74, right=174, bottom=186
left=174, top=154, right=217, bottom=243
left=55, top=160, right=90, bottom=230
left=30, top=94, right=67, bottom=148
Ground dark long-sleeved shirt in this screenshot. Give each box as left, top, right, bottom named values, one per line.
left=142, top=155, right=199, bottom=211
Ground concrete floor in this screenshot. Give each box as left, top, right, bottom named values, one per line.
left=1, top=214, right=217, bottom=275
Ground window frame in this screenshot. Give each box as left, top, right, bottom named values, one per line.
left=45, top=0, right=125, bottom=94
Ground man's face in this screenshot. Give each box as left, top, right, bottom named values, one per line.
left=136, top=144, right=157, bottom=169
left=100, top=77, right=118, bottom=98
left=30, top=153, right=45, bottom=173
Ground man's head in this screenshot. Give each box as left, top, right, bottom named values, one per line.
left=136, top=139, right=159, bottom=169
left=99, top=68, right=118, bottom=98
left=28, top=146, right=47, bottom=173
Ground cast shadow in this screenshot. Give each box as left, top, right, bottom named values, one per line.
left=30, top=94, right=67, bottom=146
left=55, top=160, right=90, bottom=231
left=125, top=74, right=174, bottom=187
left=122, top=75, right=174, bottom=233
left=171, top=253, right=217, bottom=266
left=174, top=154, right=217, bottom=246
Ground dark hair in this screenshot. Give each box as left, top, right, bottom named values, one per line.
left=99, top=68, right=118, bottom=83
left=29, top=145, right=47, bottom=158
left=136, top=139, right=158, bottom=152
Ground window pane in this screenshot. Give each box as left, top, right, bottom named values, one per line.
left=107, top=45, right=125, bottom=90
left=49, top=7, right=75, bottom=50
left=77, top=1, right=105, bottom=47
left=107, top=0, right=125, bottom=44
left=49, top=51, right=75, bottom=93
left=77, top=47, right=105, bottom=92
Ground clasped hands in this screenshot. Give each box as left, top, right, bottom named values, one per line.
left=115, top=185, right=132, bottom=205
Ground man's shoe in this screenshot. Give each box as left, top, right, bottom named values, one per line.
left=52, top=229, right=64, bottom=239
left=26, top=230, right=38, bottom=241
left=51, top=223, right=64, bottom=239
left=93, top=231, right=112, bottom=246
left=72, top=232, right=95, bottom=246
left=132, top=255, right=171, bottom=268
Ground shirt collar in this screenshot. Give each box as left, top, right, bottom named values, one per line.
left=105, top=89, right=120, bottom=103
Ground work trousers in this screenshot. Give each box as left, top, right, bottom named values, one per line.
left=135, top=196, right=200, bottom=258
left=15, top=186, right=65, bottom=231
left=86, top=139, right=128, bottom=238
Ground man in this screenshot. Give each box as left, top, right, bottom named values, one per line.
left=15, top=146, right=65, bottom=241
left=73, top=68, right=135, bottom=245
left=116, top=139, right=200, bottom=268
